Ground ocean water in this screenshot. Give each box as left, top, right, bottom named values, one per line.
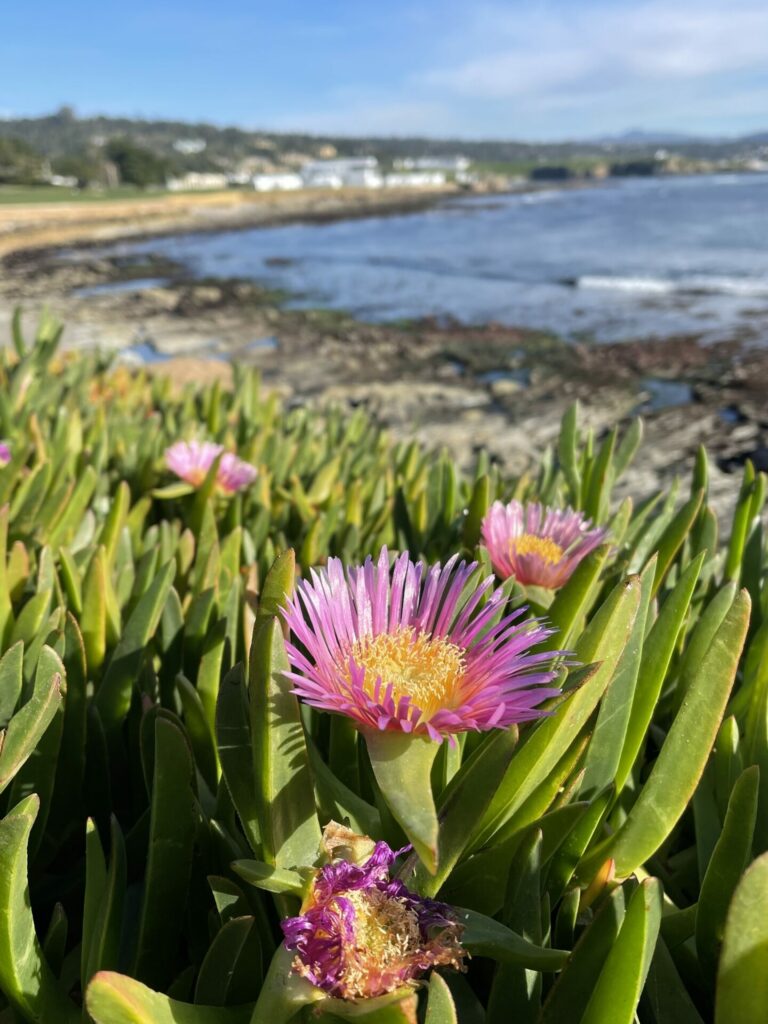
left=108, top=174, right=768, bottom=344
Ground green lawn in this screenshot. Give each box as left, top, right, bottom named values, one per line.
left=0, top=184, right=225, bottom=204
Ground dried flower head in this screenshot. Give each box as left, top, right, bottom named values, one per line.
left=282, top=826, right=465, bottom=999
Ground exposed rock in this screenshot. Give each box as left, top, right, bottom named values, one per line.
left=2, top=244, right=765, bottom=529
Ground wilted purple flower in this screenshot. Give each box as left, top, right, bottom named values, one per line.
left=482, top=500, right=607, bottom=590
left=165, top=440, right=257, bottom=493
left=0, top=442, right=10, bottom=466
left=282, top=831, right=464, bottom=999
left=282, top=547, right=564, bottom=742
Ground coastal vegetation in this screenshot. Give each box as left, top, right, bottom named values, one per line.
left=1, top=109, right=766, bottom=194
left=0, top=314, right=766, bottom=1022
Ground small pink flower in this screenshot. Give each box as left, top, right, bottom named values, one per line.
left=165, top=440, right=257, bottom=493
left=482, top=500, right=607, bottom=590
left=282, top=547, right=565, bottom=742
left=0, top=442, right=10, bottom=466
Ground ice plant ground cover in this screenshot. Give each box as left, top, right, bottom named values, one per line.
left=0, top=312, right=766, bottom=1024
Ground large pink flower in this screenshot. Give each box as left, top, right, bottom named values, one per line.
left=282, top=547, right=564, bottom=742
left=0, top=442, right=10, bottom=466
left=482, top=500, right=607, bottom=590
left=165, top=440, right=257, bottom=493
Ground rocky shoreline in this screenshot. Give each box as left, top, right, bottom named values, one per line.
left=2, top=227, right=766, bottom=525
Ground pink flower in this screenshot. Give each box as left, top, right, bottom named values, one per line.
left=165, top=440, right=257, bottom=493
left=481, top=500, right=607, bottom=589
left=0, top=442, right=10, bottom=466
left=282, top=547, right=565, bottom=742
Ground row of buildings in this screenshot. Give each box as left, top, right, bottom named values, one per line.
left=167, top=155, right=472, bottom=193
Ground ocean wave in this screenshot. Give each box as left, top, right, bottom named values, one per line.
left=577, top=275, right=768, bottom=297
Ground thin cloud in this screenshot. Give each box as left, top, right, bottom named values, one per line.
left=419, top=0, right=768, bottom=99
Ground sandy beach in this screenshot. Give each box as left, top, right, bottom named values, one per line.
left=0, top=184, right=462, bottom=258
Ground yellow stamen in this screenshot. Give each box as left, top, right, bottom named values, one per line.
left=511, top=533, right=564, bottom=565
left=346, top=626, right=465, bottom=717
left=338, top=889, right=422, bottom=997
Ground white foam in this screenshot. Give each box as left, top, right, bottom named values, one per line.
left=578, top=276, right=675, bottom=294
left=578, top=274, right=768, bottom=297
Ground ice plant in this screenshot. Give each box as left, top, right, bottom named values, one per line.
left=165, top=439, right=257, bottom=493
left=282, top=825, right=465, bottom=999
left=482, top=499, right=607, bottom=590
left=0, top=442, right=10, bottom=466
left=282, top=547, right=564, bottom=741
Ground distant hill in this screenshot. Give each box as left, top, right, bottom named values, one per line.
left=1, top=109, right=766, bottom=170
left=588, top=129, right=707, bottom=146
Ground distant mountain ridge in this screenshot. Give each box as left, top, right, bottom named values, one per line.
left=1, top=109, right=766, bottom=168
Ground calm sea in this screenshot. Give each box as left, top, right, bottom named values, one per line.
left=110, top=173, right=768, bottom=344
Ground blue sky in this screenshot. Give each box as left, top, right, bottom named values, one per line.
left=2, top=0, right=767, bottom=139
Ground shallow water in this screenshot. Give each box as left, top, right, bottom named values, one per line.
left=104, top=174, right=768, bottom=344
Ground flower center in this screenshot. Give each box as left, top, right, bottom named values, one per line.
left=187, top=467, right=207, bottom=486
left=510, top=533, right=565, bottom=565
left=337, top=888, right=421, bottom=998
left=348, top=626, right=465, bottom=716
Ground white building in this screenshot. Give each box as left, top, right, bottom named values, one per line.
left=173, top=138, right=207, bottom=155
left=301, top=157, right=383, bottom=189
left=384, top=171, right=447, bottom=188
left=395, top=156, right=471, bottom=173
left=48, top=174, right=79, bottom=188
left=252, top=172, right=304, bottom=192
left=166, top=172, right=229, bottom=191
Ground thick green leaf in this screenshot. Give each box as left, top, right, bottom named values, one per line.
left=133, top=716, right=197, bottom=990
left=473, top=576, right=642, bottom=850
left=697, top=766, right=760, bottom=975
left=724, top=462, right=757, bottom=583
left=308, top=739, right=381, bottom=839
left=81, top=546, right=108, bottom=673
left=251, top=944, right=326, bottom=1024
left=425, top=972, right=458, bottom=1024
left=365, top=730, right=439, bottom=875
left=216, top=663, right=261, bottom=855
left=250, top=615, right=321, bottom=870
left=642, top=937, right=705, bottom=1024
left=94, top=560, right=175, bottom=736
left=232, top=859, right=308, bottom=897
left=462, top=475, right=490, bottom=549
left=415, top=727, right=518, bottom=894
left=543, top=544, right=611, bottom=650
left=557, top=401, right=581, bottom=501
left=602, top=591, right=750, bottom=878
left=579, top=560, right=654, bottom=798
left=82, top=816, right=126, bottom=987
left=540, top=886, right=627, bottom=1023
left=194, top=917, right=263, bottom=1006
left=616, top=553, right=704, bottom=791
left=715, top=852, right=768, bottom=1023
left=457, top=907, right=568, bottom=971
left=86, top=972, right=252, bottom=1024
left=0, top=795, right=79, bottom=1022
left=46, top=465, right=98, bottom=548
left=0, top=644, right=64, bottom=794
left=580, top=878, right=663, bottom=1024
left=255, top=549, right=295, bottom=629
left=486, top=830, right=543, bottom=1024
left=0, top=641, right=23, bottom=728
left=7, top=651, right=65, bottom=857
left=651, top=491, right=703, bottom=595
